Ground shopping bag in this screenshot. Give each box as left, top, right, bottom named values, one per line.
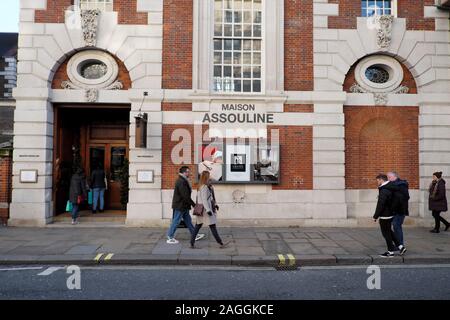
left=66, top=200, right=73, bottom=212
left=88, top=190, right=93, bottom=205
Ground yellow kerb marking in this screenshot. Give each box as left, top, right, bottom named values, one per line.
left=278, top=254, right=286, bottom=265
left=104, top=253, right=114, bottom=261
left=287, top=254, right=296, bottom=266
left=94, top=253, right=104, bottom=262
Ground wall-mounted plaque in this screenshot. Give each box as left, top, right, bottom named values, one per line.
left=20, top=170, right=38, bottom=183
left=137, top=170, right=154, bottom=183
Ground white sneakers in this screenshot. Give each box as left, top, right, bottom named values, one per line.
left=166, top=233, right=205, bottom=244
left=166, top=238, right=179, bottom=244
left=71, top=219, right=79, bottom=225
left=195, top=233, right=206, bottom=241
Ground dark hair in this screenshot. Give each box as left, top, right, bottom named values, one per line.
left=179, top=166, right=190, bottom=174
left=433, top=171, right=443, bottom=179
left=376, top=174, right=388, bottom=181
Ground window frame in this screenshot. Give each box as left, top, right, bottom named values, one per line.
left=361, top=0, right=397, bottom=18
left=76, top=0, right=114, bottom=11
left=211, top=0, right=265, bottom=95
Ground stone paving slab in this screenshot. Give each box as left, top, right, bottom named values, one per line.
left=0, top=226, right=450, bottom=267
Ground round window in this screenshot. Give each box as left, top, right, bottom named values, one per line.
left=365, top=66, right=390, bottom=84
left=354, top=56, right=403, bottom=93
left=79, top=60, right=108, bottom=80
left=67, top=50, right=119, bottom=89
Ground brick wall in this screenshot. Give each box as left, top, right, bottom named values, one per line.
left=35, top=0, right=147, bottom=25
left=283, top=104, right=314, bottom=113
left=284, top=0, right=314, bottom=91
left=328, top=0, right=435, bottom=31
left=52, top=54, right=132, bottom=89
left=162, top=0, right=193, bottom=89
left=270, top=126, right=313, bottom=190
left=343, top=58, right=418, bottom=93
left=344, top=106, right=419, bottom=189
left=0, top=151, right=12, bottom=225
left=162, top=103, right=193, bottom=112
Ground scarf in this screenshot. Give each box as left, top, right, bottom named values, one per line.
left=429, top=179, right=440, bottom=199
left=179, top=173, right=192, bottom=191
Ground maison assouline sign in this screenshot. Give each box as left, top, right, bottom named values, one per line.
left=202, top=103, right=275, bottom=124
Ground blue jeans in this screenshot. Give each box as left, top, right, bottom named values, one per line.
left=393, top=215, right=406, bottom=246
left=167, top=209, right=195, bottom=239
left=71, top=203, right=80, bottom=220
left=93, top=188, right=105, bottom=211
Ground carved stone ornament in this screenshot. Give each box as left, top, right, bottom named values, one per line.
left=350, top=83, right=410, bottom=106
left=376, top=15, right=394, bottom=49
left=85, top=89, right=99, bottom=103
left=81, top=9, right=100, bottom=47
left=232, top=190, right=246, bottom=204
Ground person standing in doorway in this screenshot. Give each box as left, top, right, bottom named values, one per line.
left=386, top=171, right=409, bottom=255
left=91, top=163, right=107, bottom=214
left=191, top=171, right=229, bottom=249
left=166, top=166, right=205, bottom=244
left=69, top=167, right=88, bottom=225
left=373, top=174, right=404, bottom=257
left=429, top=171, right=449, bottom=233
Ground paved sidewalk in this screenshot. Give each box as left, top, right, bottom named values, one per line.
left=0, top=226, right=450, bottom=267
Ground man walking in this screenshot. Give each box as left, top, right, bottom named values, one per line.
left=386, top=171, right=409, bottom=254
left=167, top=166, right=205, bottom=244
left=373, top=174, right=405, bottom=257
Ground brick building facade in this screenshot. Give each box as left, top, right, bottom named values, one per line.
left=9, top=0, right=450, bottom=227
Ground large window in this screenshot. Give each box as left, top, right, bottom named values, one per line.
left=361, top=0, right=395, bottom=17
left=79, top=0, right=113, bottom=11
left=213, top=0, right=263, bottom=93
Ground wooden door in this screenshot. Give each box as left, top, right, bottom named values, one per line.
left=86, top=125, right=129, bottom=210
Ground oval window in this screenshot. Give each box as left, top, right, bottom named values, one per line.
left=79, top=60, right=108, bottom=80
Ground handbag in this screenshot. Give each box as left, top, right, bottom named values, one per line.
left=77, top=195, right=83, bottom=205
left=192, top=195, right=204, bottom=216
left=66, top=200, right=73, bottom=212
left=193, top=203, right=204, bottom=216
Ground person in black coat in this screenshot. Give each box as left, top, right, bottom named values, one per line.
left=166, top=166, right=205, bottom=244
left=373, top=174, right=404, bottom=257
left=429, top=171, right=449, bottom=233
left=69, top=167, right=87, bottom=225
left=90, top=164, right=107, bottom=213
left=386, top=172, right=410, bottom=247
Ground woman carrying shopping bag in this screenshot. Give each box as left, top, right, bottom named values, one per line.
left=69, top=167, right=88, bottom=225
left=191, top=171, right=230, bottom=249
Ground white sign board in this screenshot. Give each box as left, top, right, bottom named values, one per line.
left=20, top=170, right=38, bottom=183
left=225, top=144, right=251, bottom=182
left=137, top=170, right=154, bottom=183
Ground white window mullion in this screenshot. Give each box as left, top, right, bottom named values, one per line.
left=213, top=0, right=263, bottom=94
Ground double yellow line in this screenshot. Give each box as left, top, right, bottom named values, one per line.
left=277, top=254, right=296, bottom=267
left=94, top=253, right=114, bottom=262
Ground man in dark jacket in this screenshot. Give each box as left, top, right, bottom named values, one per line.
left=373, top=174, right=404, bottom=257
left=166, top=166, right=205, bottom=244
left=386, top=171, right=409, bottom=251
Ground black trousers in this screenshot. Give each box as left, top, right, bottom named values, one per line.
left=432, top=211, right=450, bottom=231
left=191, top=223, right=223, bottom=246
left=379, top=218, right=401, bottom=252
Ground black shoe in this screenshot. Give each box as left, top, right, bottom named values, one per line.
left=445, top=225, right=450, bottom=232
left=99, top=209, right=104, bottom=213
left=430, top=229, right=440, bottom=233
left=399, top=246, right=407, bottom=256
left=92, top=210, right=97, bottom=214
left=380, top=251, right=395, bottom=258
